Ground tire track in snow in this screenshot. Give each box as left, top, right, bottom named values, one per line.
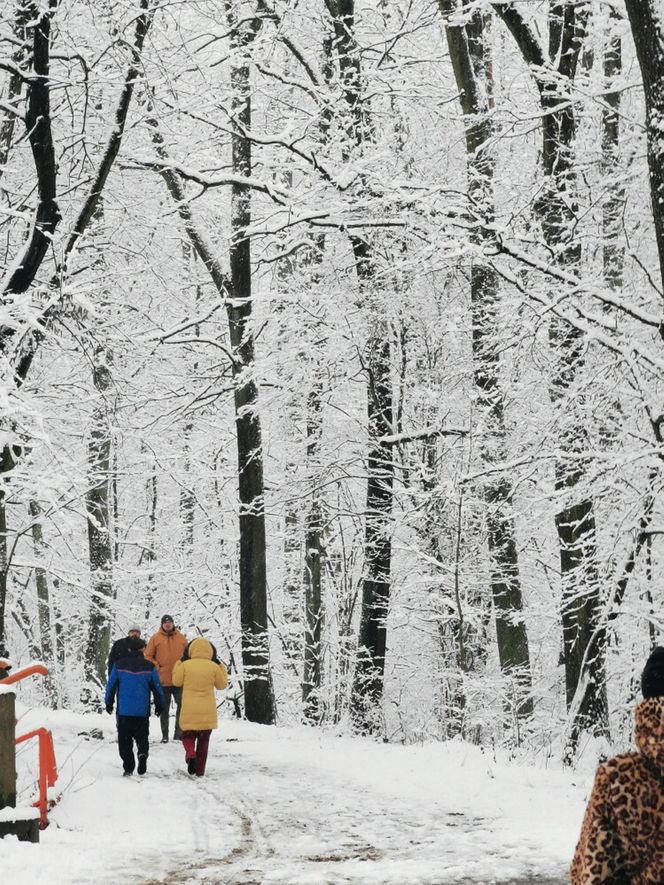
left=144, top=749, right=567, bottom=885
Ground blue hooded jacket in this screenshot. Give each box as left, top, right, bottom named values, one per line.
left=105, top=650, right=164, bottom=717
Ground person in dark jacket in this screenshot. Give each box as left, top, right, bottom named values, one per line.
left=571, top=647, right=664, bottom=883
left=107, top=626, right=142, bottom=676
left=105, top=636, right=164, bottom=776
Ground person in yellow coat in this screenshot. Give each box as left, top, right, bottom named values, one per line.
left=172, top=636, right=228, bottom=776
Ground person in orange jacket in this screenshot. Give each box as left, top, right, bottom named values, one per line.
left=172, top=636, right=228, bottom=776
left=144, top=615, right=188, bottom=742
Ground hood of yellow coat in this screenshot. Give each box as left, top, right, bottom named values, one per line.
left=188, top=637, right=213, bottom=661
left=635, top=697, right=664, bottom=769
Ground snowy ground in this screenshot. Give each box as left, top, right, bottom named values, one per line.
left=2, top=704, right=589, bottom=884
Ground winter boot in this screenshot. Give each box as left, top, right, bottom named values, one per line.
left=137, top=754, right=147, bottom=775
left=187, top=757, right=196, bottom=775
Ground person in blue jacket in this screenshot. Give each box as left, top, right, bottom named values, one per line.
left=105, top=636, right=164, bottom=776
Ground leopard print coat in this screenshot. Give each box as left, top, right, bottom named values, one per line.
left=570, top=698, right=664, bottom=884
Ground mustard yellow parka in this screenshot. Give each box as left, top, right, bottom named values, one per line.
left=171, top=638, right=228, bottom=731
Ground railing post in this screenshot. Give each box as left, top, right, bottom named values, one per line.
left=37, top=736, right=48, bottom=827
left=0, top=660, right=49, bottom=842
left=0, top=659, right=16, bottom=811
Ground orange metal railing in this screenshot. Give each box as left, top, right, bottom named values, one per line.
left=2, top=663, right=58, bottom=829
left=1, top=664, right=49, bottom=686
left=15, top=728, right=58, bottom=828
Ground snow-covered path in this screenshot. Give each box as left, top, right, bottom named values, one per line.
left=4, top=707, right=587, bottom=884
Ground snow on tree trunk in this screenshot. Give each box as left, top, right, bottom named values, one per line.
left=624, top=0, right=664, bottom=295
left=495, top=2, right=608, bottom=754
left=349, top=239, right=394, bottom=735
left=443, top=3, right=532, bottom=716
left=84, top=350, right=114, bottom=697
left=28, top=500, right=57, bottom=707
left=302, top=377, right=324, bottom=722
left=601, top=11, right=625, bottom=292
left=228, top=26, right=275, bottom=726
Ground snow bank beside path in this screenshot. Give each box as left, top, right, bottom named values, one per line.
left=1, top=707, right=590, bottom=884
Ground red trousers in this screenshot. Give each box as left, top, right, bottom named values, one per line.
left=181, top=730, right=212, bottom=776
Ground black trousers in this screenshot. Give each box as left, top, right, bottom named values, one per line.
left=160, top=686, right=183, bottom=739
left=117, top=715, right=149, bottom=773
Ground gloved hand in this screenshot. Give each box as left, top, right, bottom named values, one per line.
left=105, top=703, right=114, bottom=715
left=154, top=705, right=163, bottom=718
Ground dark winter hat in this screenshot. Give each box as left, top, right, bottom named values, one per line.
left=161, top=614, right=174, bottom=625
left=127, top=636, right=146, bottom=652
left=641, top=647, right=664, bottom=698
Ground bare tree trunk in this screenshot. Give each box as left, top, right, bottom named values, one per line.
left=227, top=27, right=275, bottom=725
left=349, top=242, right=394, bottom=734
left=28, top=501, right=57, bottom=705
left=147, top=129, right=274, bottom=722
left=542, top=85, right=608, bottom=755
left=494, top=3, right=608, bottom=753
left=601, top=12, right=624, bottom=292
left=180, top=252, right=199, bottom=558
left=83, top=351, right=114, bottom=698
left=1, top=1, right=60, bottom=303
left=443, top=4, right=532, bottom=713
left=623, top=0, right=664, bottom=682
left=322, top=0, right=395, bottom=735
left=177, top=264, right=197, bottom=625
left=281, top=504, right=302, bottom=662
left=302, top=377, right=324, bottom=721
left=623, top=0, right=664, bottom=294
left=0, top=2, right=59, bottom=655
left=180, top=422, right=195, bottom=551
left=143, top=452, right=158, bottom=622
left=52, top=585, right=65, bottom=669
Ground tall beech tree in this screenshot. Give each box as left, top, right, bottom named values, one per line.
left=84, top=348, right=114, bottom=692
left=350, top=240, right=395, bottom=733
left=624, top=1, right=664, bottom=295
left=227, top=14, right=275, bottom=725
left=319, top=0, right=397, bottom=733
left=441, top=2, right=532, bottom=713
left=601, top=10, right=625, bottom=293
left=493, top=2, right=608, bottom=752
left=302, top=371, right=325, bottom=722
left=146, top=9, right=276, bottom=725
left=28, top=500, right=56, bottom=705
left=0, top=0, right=59, bottom=654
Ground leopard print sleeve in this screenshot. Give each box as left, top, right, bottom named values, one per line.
left=570, top=763, right=630, bottom=885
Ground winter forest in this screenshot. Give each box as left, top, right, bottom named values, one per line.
left=2, top=0, right=664, bottom=766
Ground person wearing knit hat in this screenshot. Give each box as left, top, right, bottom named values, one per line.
left=145, top=616, right=187, bottom=742
left=107, top=626, right=144, bottom=676
left=105, top=635, right=164, bottom=776
left=641, top=646, right=664, bottom=698
left=571, top=647, right=664, bottom=883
